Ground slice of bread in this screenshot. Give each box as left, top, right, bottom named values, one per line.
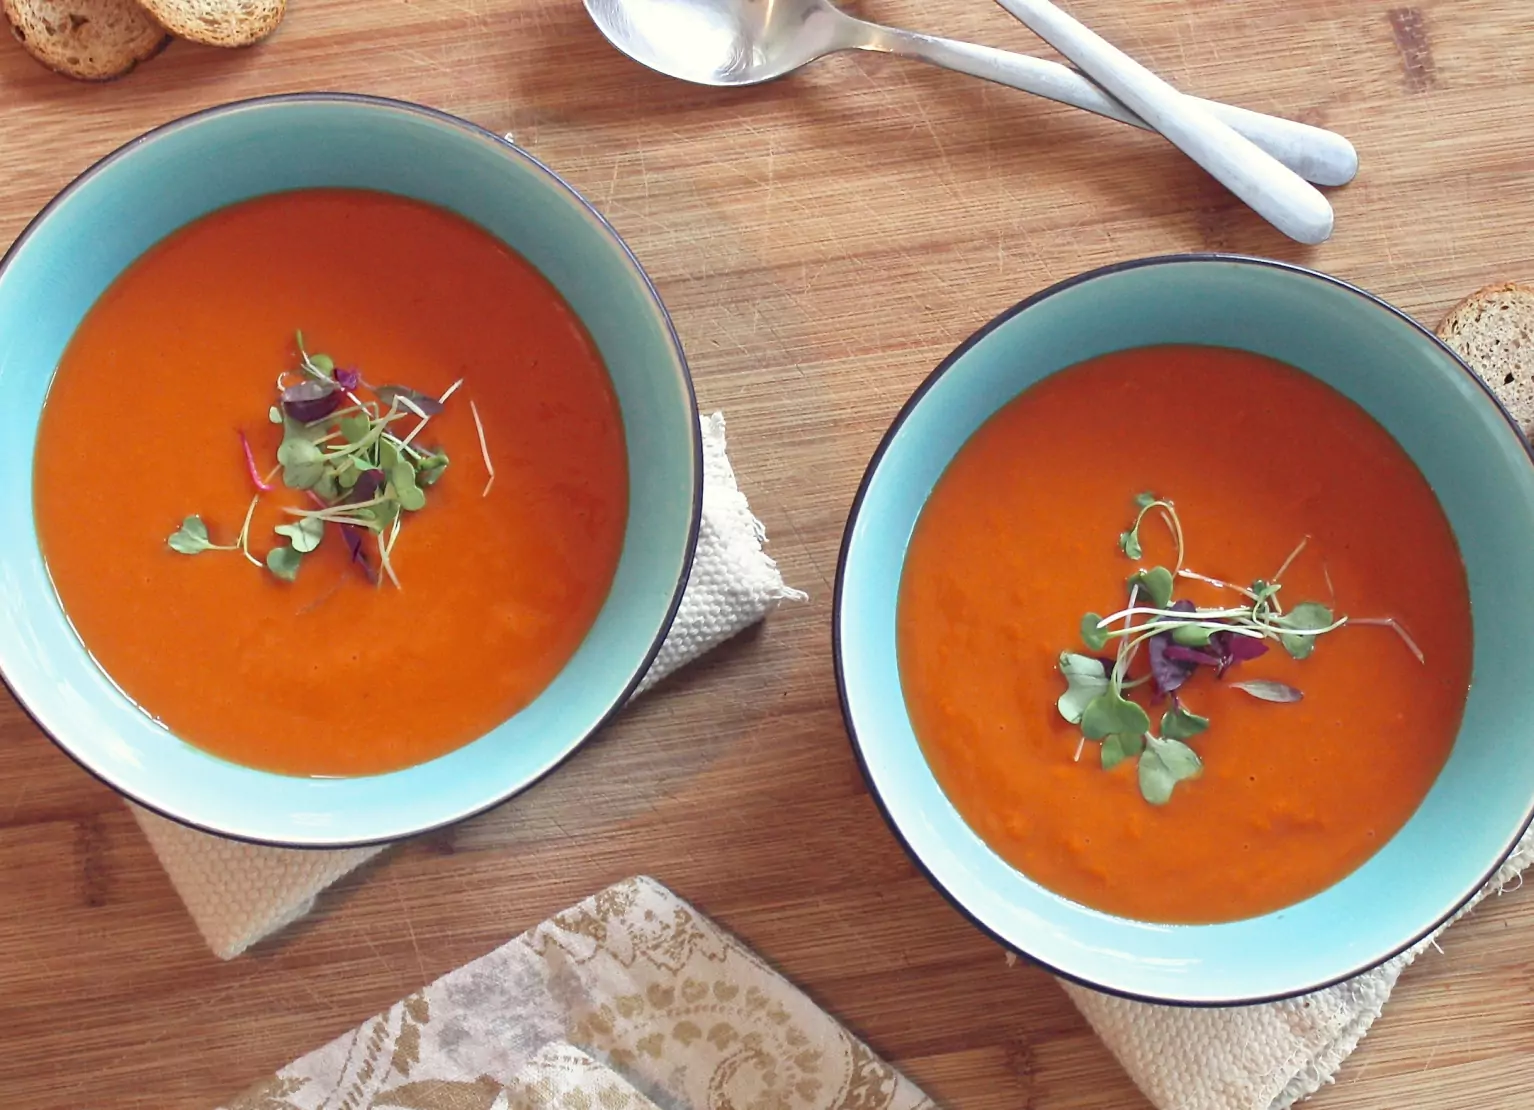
left=135, top=0, right=282, bottom=47
left=3, top=0, right=168, bottom=80
left=1438, top=283, right=1534, bottom=431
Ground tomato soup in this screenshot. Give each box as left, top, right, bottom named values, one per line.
left=897, top=346, right=1471, bottom=923
left=34, top=189, right=627, bottom=777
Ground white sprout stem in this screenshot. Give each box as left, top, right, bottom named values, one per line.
left=398, top=378, right=462, bottom=452
left=1254, top=614, right=1351, bottom=639
left=1322, top=560, right=1337, bottom=605
left=1097, top=605, right=1253, bottom=628
left=1111, top=583, right=1141, bottom=688
left=1072, top=735, right=1086, bottom=763
left=281, top=494, right=390, bottom=521
left=1272, top=535, right=1310, bottom=582
left=397, top=394, right=431, bottom=420
left=1350, top=617, right=1426, bottom=664
left=382, top=430, right=432, bottom=460
left=377, top=529, right=402, bottom=590
left=323, top=406, right=409, bottom=460
left=384, top=514, right=403, bottom=560
left=1101, top=619, right=1266, bottom=642
left=1156, top=505, right=1185, bottom=574
left=1177, top=567, right=1256, bottom=598
left=470, top=399, right=494, bottom=497
left=399, top=401, right=434, bottom=449
left=235, top=495, right=262, bottom=568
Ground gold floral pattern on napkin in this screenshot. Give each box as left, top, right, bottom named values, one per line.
left=220, top=877, right=934, bottom=1110
left=504, top=1043, right=663, bottom=1110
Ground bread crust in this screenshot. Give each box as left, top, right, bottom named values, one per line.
left=1437, top=282, right=1534, bottom=431
left=135, top=0, right=283, bottom=47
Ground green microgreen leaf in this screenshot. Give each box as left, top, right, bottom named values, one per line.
left=337, top=460, right=361, bottom=490
left=340, top=414, right=370, bottom=444
left=309, top=353, right=335, bottom=376
left=1160, top=705, right=1209, bottom=741
left=1127, top=566, right=1174, bottom=610
left=418, top=452, right=449, bottom=485
left=1119, top=529, right=1143, bottom=559
left=370, top=498, right=401, bottom=530
left=1080, top=613, right=1109, bottom=652
left=268, top=406, right=283, bottom=425
left=277, top=436, right=325, bottom=490
left=1250, top=579, right=1281, bottom=608
left=265, top=545, right=304, bottom=582
left=379, top=438, right=400, bottom=471
left=1171, top=623, right=1214, bottom=647
left=1100, top=731, right=1145, bottom=770
left=274, top=516, right=325, bottom=554
left=167, top=515, right=216, bottom=554
left=1230, top=680, right=1304, bottom=703
left=1134, top=491, right=1156, bottom=509
left=392, top=462, right=426, bottom=511
left=1081, top=691, right=1151, bottom=742
left=1057, top=653, right=1110, bottom=725
left=1276, top=601, right=1334, bottom=660
left=1138, top=735, right=1202, bottom=805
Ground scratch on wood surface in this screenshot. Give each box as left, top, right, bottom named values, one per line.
left=1388, top=8, right=1436, bottom=92
left=4, top=775, right=33, bottom=821
left=387, top=870, right=430, bottom=986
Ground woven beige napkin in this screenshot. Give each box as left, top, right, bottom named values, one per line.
left=1060, top=829, right=1533, bottom=1110
left=129, top=413, right=805, bottom=960
left=218, top=875, right=936, bottom=1110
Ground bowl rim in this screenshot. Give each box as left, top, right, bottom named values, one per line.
left=0, top=91, right=704, bottom=849
left=832, top=251, right=1534, bottom=1006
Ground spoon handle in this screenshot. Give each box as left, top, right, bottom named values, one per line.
left=855, top=26, right=1355, bottom=188
left=985, top=0, right=1332, bottom=243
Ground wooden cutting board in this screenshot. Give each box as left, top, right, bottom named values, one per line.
left=2, top=1, right=1532, bottom=1107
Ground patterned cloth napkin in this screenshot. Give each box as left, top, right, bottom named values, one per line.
left=503, top=1044, right=664, bottom=1110
left=130, top=413, right=805, bottom=960
left=217, top=876, right=935, bottom=1110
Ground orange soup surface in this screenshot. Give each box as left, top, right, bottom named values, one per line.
left=897, top=346, right=1472, bottom=923
left=35, top=189, right=628, bottom=777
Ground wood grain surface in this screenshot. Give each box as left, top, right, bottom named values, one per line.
left=2, top=2, right=1533, bottom=1107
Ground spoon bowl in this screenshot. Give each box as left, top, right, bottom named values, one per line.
left=585, top=0, right=849, bottom=85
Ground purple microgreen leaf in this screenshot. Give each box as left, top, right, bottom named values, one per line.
left=375, top=385, right=443, bottom=416
left=280, top=378, right=343, bottom=423
left=350, top=468, right=386, bottom=503
left=1148, top=632, right=1197, bottom=695
left=1230, top=680, right=1304, bottom=703
left=1163, top=644, right=1223, bottom=667
left=336, top=365, right=362, bottom=390
left=341, top=524, right=379, bottom=586
left=1210, top=629, right=1270, bottom=676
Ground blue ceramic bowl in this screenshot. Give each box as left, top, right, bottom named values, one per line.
left=0, top=95, right=700, bottom=847
left=835, top=255, right=1534, bottom=1004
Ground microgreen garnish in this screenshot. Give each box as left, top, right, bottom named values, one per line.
left=1230, top=680, right=1304, bottom=703
left=469, top=398, right=495, bottom=497
left=1056, top=492, right=1422, bottom=805
left=167, top=330, right=474, bottom=586
left=167, top=515, right=224, bottom=555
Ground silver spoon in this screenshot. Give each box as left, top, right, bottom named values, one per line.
left=583, top=0, right=1357, bottom=188
left=993, top=0, right=1333, bottom=243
